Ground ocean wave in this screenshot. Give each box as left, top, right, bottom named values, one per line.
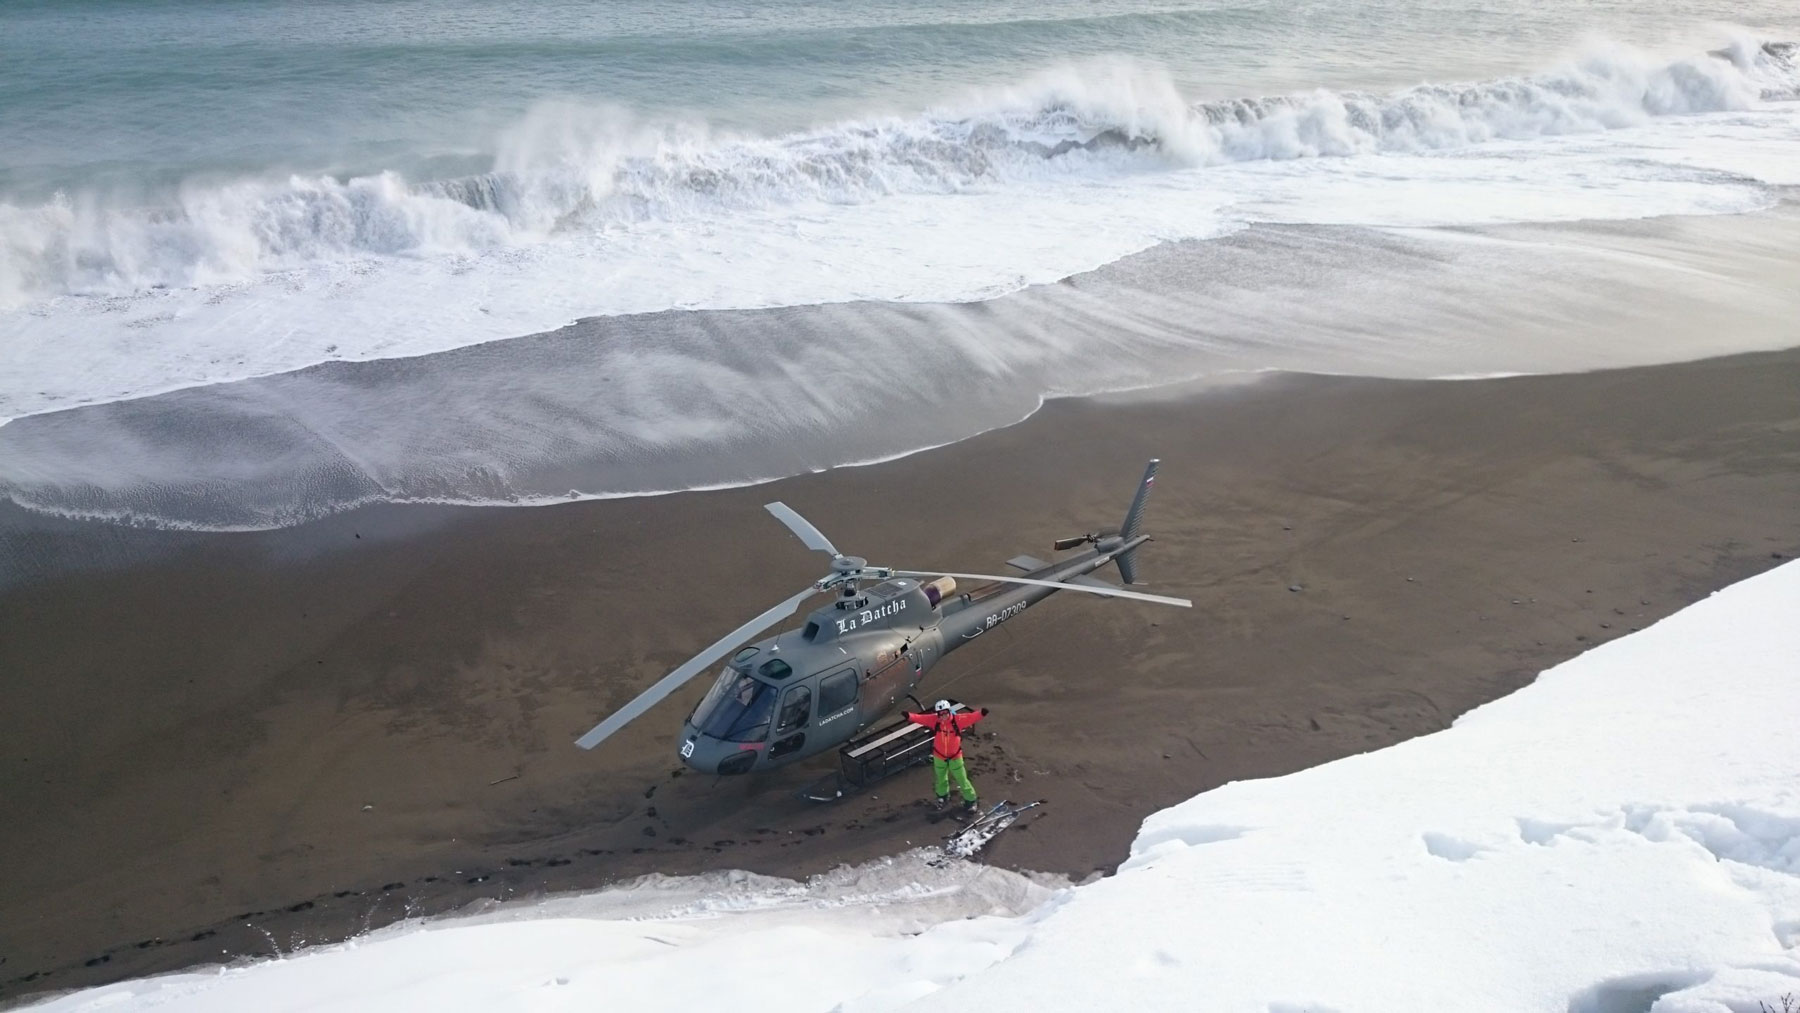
left=10, top=205, right=1800, bottom=536
left=0, top=37, right=1793, bottom=307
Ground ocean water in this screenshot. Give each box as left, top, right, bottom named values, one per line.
left=2, top=0, right=1799, bottom=530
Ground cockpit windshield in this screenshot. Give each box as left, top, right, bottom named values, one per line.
left=689, top=668, right=777, bottom=742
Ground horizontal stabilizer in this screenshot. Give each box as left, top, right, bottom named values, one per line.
left=1069, top=574, right=1121, bottom=592
left=1006, top=554, right=1052, bottom=573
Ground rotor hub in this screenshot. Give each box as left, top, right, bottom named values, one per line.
left=816, top=555, right=894, bottom=596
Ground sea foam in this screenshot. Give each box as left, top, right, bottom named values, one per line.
left=2, top=39, right=1793, bottom=307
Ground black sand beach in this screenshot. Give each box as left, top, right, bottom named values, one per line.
left=4, top=345, right=1798, bottom=1002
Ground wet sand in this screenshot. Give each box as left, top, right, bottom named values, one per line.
left=3, top=348, right=1800, bottom=1002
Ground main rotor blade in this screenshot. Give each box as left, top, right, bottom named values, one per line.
left=574, top=585, right=819, bottom=750
left=889, top=570, right=1192, bottom=608
left=764, top=501, right=840, bottom=557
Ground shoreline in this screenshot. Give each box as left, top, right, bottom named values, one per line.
left=7, top=199, right=1800, bottom=543
left=4, top=347, right=1799, bottom=1002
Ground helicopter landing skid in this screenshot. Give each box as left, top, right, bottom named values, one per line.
left=795, top=771, right=860, bottom=803
left=795, top=761, right=930, bottom=803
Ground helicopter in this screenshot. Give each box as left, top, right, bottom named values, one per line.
left=574, top=459, right=1190, bottom=779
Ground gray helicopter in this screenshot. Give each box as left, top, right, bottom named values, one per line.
left=574, top=460, right=1189, bottom=780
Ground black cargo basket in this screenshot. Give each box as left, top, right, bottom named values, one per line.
left=837, top=701, right=965, bottom=788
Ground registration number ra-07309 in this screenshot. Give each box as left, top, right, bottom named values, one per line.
left=984, top=600, right=1027, bottom=629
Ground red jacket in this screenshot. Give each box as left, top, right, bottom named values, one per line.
left=907, top=709, right=985, bottom=759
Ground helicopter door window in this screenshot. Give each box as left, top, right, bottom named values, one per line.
left=775, top=686, right=811, bottom=735
left=817, top=669, right=857, bottom=715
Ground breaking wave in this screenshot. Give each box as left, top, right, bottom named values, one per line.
left=1, top=37, right=1795, bottom=307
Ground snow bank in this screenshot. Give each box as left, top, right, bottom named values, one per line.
left=31, top=561, right=1800, bottom=1012
left=939, top=558, right=1800, bottom=1012
left=24, top=854, right=1062, bottom=1013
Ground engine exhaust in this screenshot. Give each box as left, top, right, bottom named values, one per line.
left=921, top=576, right=958, bottom=606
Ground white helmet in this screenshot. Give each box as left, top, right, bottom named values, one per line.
left=934, top=699, right=952, bottom=711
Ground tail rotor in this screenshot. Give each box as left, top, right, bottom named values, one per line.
left=1053, top=460, right=1159, bottom=584
left=1052, top=531, right=1104, bottom=551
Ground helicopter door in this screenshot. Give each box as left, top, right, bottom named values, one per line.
left=816, top=668, right=859, bottom=728
left=768, top=686, right=812, bottom=759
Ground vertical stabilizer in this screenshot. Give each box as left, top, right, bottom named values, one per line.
left=1114, top=459, right=1158, bottom=585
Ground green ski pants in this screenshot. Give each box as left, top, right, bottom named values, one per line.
left=932, top=756, right=977, bottom=803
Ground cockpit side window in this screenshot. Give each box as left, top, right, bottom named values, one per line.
left=775, top=686, right=811, bottom=735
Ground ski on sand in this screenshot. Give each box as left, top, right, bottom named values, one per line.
left=930, top=799, right=1043, bottom=865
